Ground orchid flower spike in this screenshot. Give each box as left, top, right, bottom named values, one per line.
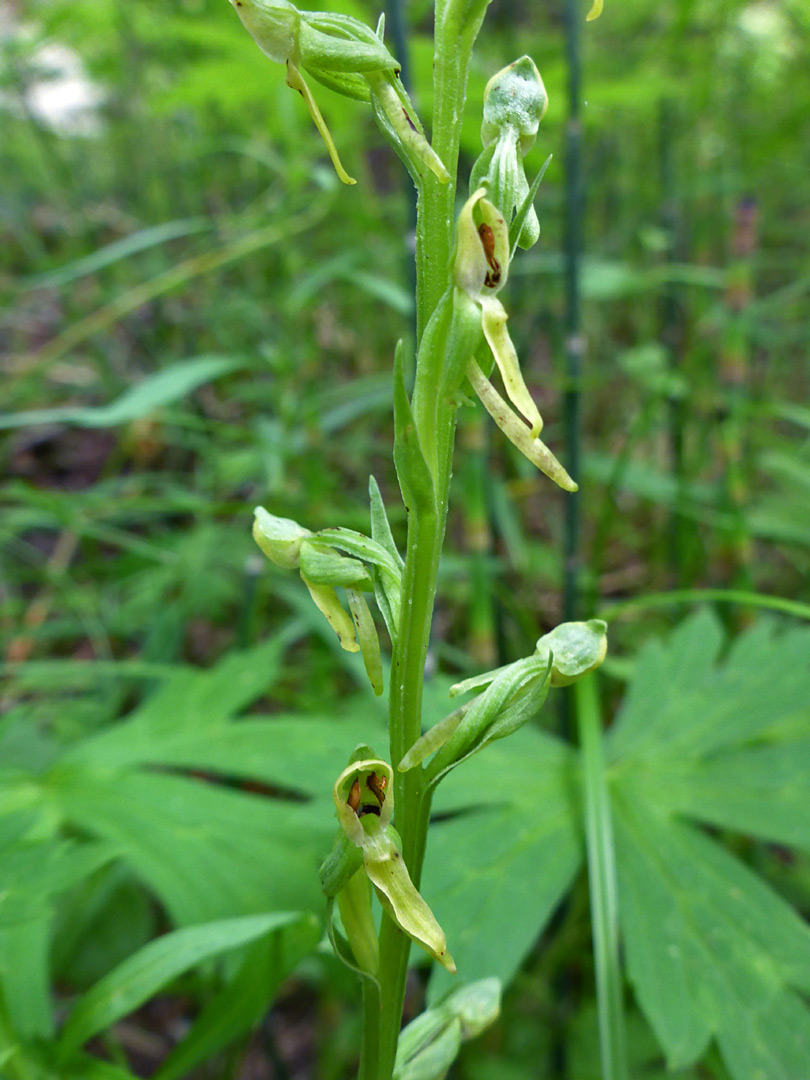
left=228, top=0, right=448, bottom=185
left=453, top=189, right=577, bottom=492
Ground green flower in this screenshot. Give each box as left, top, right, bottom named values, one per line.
left=453, top=189, right=577, bottom=492
left=252, top=508, right=385, bottom=695
left=329, top=756, right=455, bottom=972
left=228, top=0, right=449, bottom=185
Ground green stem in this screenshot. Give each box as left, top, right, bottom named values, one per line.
left=576, top=674, right=628, bottom=1080
left=365, top=5, right=493, bottom=1078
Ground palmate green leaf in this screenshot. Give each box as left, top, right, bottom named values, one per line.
left=606, top=610, right=810, bottom=1077
left=58, top=911, right=314, bottom=1057
left=47, top=769, right=330, bottom=925
left=24, top=633, right=377, bottom=933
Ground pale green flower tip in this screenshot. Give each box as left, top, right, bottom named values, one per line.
left=586, top=0, right=604, bottom=21
left=481, top=55, right=548, bottom=150
left=228, top=0, right=299, bottom=64
left=252, top=507, right=312, bottom=568
left=537, top=619, right=608, bottom=686
left=453, top=978, right=501, bottom=1036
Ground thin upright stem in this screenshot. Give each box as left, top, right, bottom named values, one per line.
left=367, top=5, right=493, bottom=1078
left=563, top=0, right=584, bottom=627
left=576, top=674, right=628, bottom=1080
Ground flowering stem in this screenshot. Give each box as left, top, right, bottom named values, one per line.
left=364, top=5, right=492, bottom=1078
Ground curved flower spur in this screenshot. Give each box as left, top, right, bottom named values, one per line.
left=227, top=0, right=449, bottom=185
left=320, top=750, right=455, bottom=974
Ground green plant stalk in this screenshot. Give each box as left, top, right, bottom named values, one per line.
left=576, top=674, right=628, bottom=1080
left=363, top=4, right=493, bottom=1078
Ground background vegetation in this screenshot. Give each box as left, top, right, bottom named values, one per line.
left=1, top=0, right=809, bottom=1077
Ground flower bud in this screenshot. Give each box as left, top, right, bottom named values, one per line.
left=480, top=56, right=548, bottom=155
left=229, top=0, right=299, bottom=64
left=394, top=979, right=501, bottom=1080
left=471, top=56, right=548, bottom=250
left=536, top=619, right=608, bottom=687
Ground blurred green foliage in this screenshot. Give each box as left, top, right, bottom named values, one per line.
left=1, top=0, right=809, bottom=1076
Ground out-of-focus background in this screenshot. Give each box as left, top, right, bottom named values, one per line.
left=1, top=0, right=809, bottom=1077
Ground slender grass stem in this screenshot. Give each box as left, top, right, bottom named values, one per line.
left=576, top=674, right=628, bottom=1080
left=563, top=0, right=584, bottom=628
left=599, top=588, right=810, bottom=624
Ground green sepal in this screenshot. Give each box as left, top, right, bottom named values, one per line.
left=363, top=826, right=456, bottom=973
left=441, top=289, right=485, bottom=401
left=301, top=577, right=359, bottom=652
left=299, top=541, right=373, bottom=590
left=300, top=13, right=397, bottom=77
left=314, top=528, right=401, bottom=583
left=316, top=524, right=402, bottom=645
left=320, top=830, right=364, bottom=898
left=536, top=619, right=608, bottom=686
left=393, top=341, right=436, bottom=516
left=325, top=896, right=381, bottom=987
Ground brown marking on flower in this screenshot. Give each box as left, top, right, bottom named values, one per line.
left=478, top=223, right=501, bottom=288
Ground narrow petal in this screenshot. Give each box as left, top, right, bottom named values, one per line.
left=467, top=360, right=577, bottom=492
left=479, top=295, right=543, bottom=437
left=346, top=587, right=384, bottom=696
left=285, top=60, right=357, bottom=184
left=302, top=577, right=360, bottom=651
